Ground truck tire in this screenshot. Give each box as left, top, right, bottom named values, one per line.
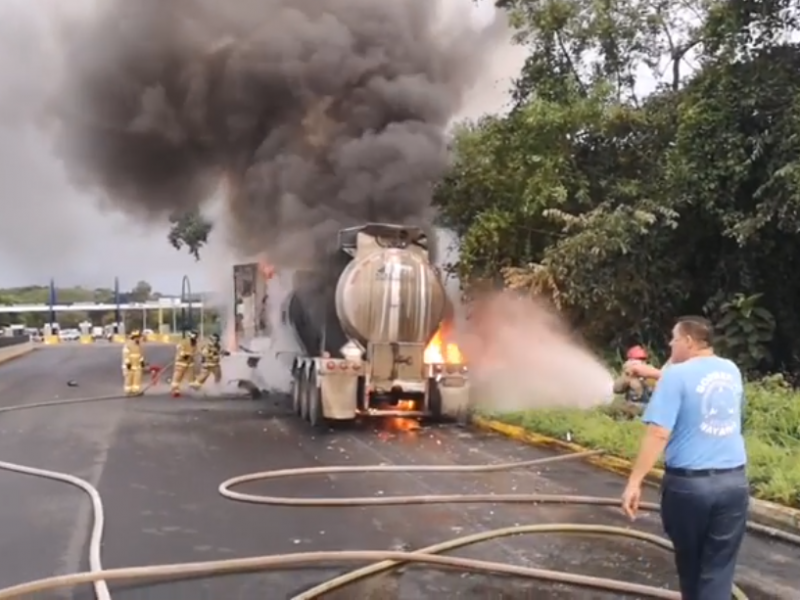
left=292, top=367, right=303, bottom=415
left=308, top=369, right=325, bottom=429
left=299, top=369, right=310, bottom=421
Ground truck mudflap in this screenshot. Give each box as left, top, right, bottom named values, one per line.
left=434, top=374, right=471, bottom=424
left=317, top=368, right=358, bottom=420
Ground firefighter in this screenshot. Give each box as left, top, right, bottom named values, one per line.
left=122, top=330, right=146, bottom=396
left=191, top=333, right=230, bottom=390
left=170, top=330, right=199, bottom=397
left=613, top=345, right=654, bottom=404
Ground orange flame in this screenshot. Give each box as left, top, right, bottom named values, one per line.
left=257, top=258, right=275, bottom=281
left=396, top=399, right=416, bottom=411
left=378, top=399, right=421, bottom=436
left=424, top=324, right=464, bottom=364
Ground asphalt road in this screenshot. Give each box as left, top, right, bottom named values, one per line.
left=0, top=346, right=797, bottom=600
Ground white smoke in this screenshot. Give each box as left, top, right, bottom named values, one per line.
left=462, top=293, right=615, bottom=412
left=196, top=205, right=299, bottom=395
left=451, top=34, right=527, bottom=122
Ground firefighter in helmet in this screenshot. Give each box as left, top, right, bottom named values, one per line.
left=122, top=329, right=146, bottom=396
left=191, top=333, right=230, bottom=390
left=170, top=330, right=199, bottom=397
left=613, top=345, right=654, bottom=404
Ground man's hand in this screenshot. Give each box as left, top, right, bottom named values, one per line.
left=621, top=480, right=642, bottom=520
left=624, top=361, right=660, bottom=380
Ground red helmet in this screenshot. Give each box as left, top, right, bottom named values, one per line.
left=626, top=345, right=648, bottom=360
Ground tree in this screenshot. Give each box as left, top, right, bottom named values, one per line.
left=434, top=0, right=800, bottom=373
left=129, top=281, right=153, bottom=303
left=0, top=283, right=172, bottom=331
left=93, top=288, right=115, bottom=303
left=168, top=210, right=213, bottom=260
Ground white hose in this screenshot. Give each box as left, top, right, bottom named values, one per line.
left=0, top=392, right=133, bottom=599
left=0, top=365, right=172, bottom=600
left=0, top=384, right=796, bottom=599
left=0, top=461, right=109, bottom=600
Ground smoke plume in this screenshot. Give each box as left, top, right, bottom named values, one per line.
left=461, top=292, right=615, bottom=412
left=48, top=0, right=500, bottom=267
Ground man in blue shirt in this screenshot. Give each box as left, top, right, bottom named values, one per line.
left=621, top=316, right=748, bottom=600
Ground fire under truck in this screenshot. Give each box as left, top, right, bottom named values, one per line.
left=232, top=223, right=470, bottom=427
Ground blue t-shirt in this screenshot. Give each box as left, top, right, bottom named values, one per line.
left=642, top=356, right=746, bottom=470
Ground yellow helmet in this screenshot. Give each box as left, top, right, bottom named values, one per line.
left=130, top=330, right=142, bottom=339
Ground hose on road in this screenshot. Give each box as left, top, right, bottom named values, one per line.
left=0, top=388, right=798, bottom=600
left=0, top=360, right=176, bottom=600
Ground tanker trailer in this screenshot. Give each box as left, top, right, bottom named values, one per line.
left=289, top=223, right=470, bottom=427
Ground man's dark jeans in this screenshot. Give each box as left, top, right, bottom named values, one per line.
left=660, top=467, right=749, bottom=600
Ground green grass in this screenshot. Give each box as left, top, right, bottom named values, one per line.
left=489, top=375, right=800, bottom=508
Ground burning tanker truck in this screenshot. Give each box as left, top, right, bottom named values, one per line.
left=231, top=223, right=470, bottom=427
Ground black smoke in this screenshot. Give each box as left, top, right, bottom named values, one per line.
left=50, top=0, right=492, bottom=267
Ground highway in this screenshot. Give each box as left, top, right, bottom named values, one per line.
left=0, top=346, right=797, bottom=600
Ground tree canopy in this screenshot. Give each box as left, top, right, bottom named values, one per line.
left=168, top=210, right=212, bottom=260
left=0, top=282, right=220, bottom=331
left=129, top=280, right=153, bottom=303
left=0, top=285, right=115, bottom=306
left=433, top=0, right=800, bottom=375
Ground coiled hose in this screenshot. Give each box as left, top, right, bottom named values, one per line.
left=1, top=376, right=799, bottom=599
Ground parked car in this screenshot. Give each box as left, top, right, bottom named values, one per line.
left=59, top=329, right=81, bottom=342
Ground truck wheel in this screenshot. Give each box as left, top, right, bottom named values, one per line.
left=308, top=370, right=325, bottom=429
left=292, top=368, right=303, bottom=415
left=299, top=369, right=310, bottom=421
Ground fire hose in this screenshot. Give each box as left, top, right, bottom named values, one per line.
left=1, top=381, right=799, bottom=599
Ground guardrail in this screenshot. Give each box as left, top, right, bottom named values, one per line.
left=0, top=337, right=34, bottom=365
left=0, top=335, right=30, bottom=348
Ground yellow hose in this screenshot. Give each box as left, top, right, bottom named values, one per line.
left=3, top=382, right=798, bottom=599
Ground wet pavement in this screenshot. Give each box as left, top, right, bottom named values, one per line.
left=0, top=345, right=797, bottom=599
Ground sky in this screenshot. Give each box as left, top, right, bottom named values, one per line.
left=0, top=0, right=520, bottom=295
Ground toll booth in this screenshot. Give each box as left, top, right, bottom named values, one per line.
left=111, top=322, right=126, bottom=343
left=79, top=321, right=93, bottom=344
left=43, top=323, right=60, bottom=345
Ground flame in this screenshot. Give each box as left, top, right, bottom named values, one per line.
left=257, top=258, right=275, bottom=281
left=385, top=418, right=420, bottom=433
left=424, top=324, right=464, bottom=364
left=378, top=399, right=421, bottom=435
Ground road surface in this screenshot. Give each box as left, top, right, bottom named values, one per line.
left=0, top=346, right=797, bottom=599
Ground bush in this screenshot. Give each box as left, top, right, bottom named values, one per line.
left=490, top=377, right=800, bottom=508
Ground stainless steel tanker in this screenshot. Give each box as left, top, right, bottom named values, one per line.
left=281, top=223, right=470, bottom=427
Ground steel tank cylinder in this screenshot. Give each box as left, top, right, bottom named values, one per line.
left=334, top=248, right=446, bottom=346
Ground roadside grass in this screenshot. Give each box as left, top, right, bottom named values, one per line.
left=487, top=375, right=800, bottom=508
